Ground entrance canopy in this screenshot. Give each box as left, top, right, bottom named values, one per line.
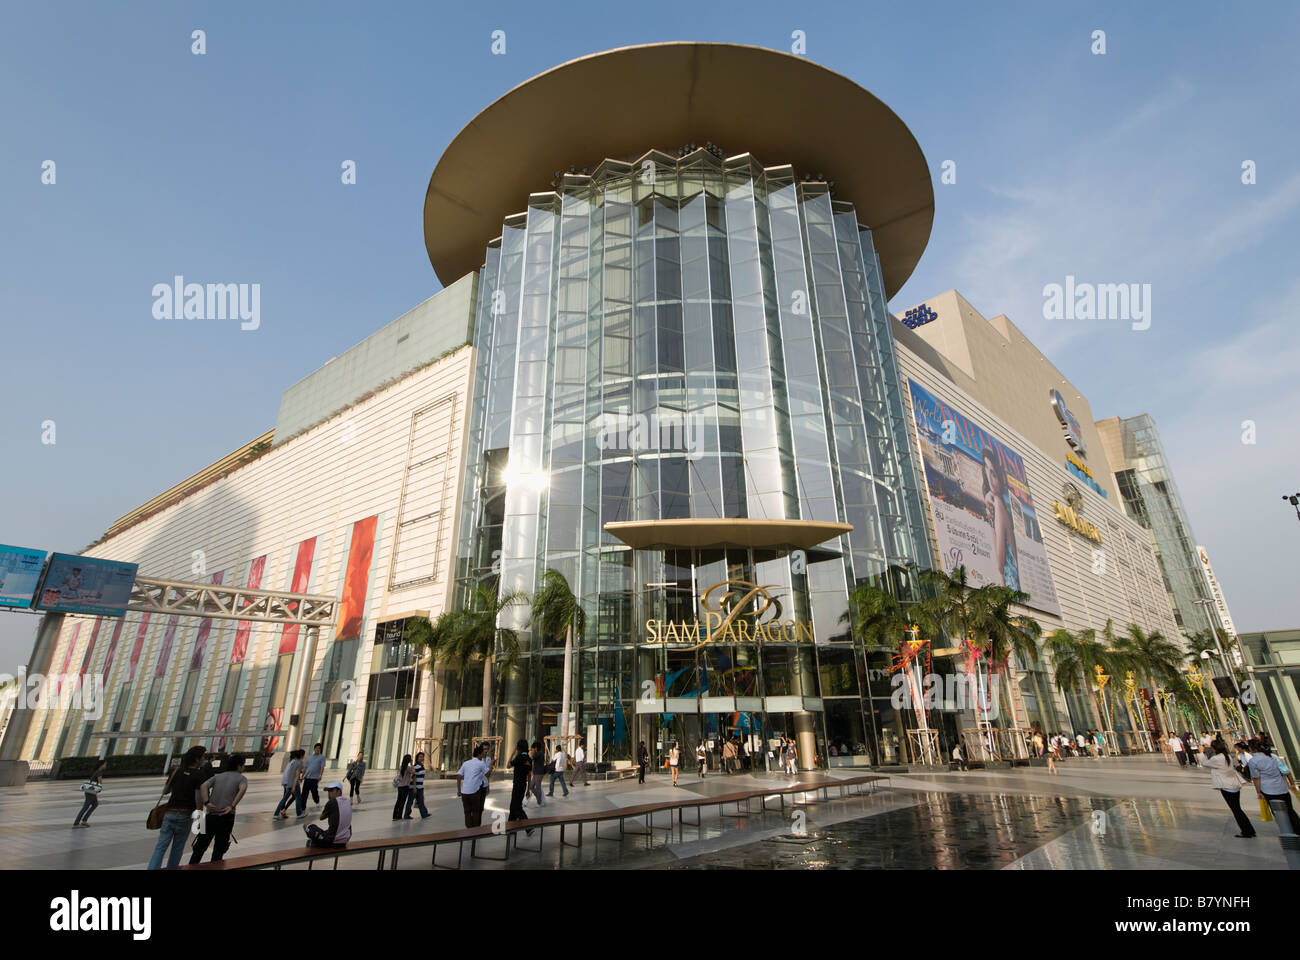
left=603, top=518, right=852, bottom=551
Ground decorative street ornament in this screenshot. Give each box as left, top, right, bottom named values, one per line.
left=1094, top=663, right=1110, bottom=690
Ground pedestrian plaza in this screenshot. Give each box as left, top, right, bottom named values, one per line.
left=2, top=756, right=1288, bottom=871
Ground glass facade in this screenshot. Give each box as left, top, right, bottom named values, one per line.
left=1111, top=414, right=1217, bottom=635
left=453, top=149, right=935, bottom=770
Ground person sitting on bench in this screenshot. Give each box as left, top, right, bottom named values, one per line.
left=304, top=782, right=352, bottom=848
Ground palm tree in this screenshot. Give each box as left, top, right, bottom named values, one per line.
left=1112, top=623, right=1182, bottom=735
left=973, top=585, right=1042, bottom=739
left=528, top=569, right=585, bottom=741
left=407, top=583, right=527, bottom=739
left=841, top=582, right=915, bottom=650
left=1042, top=627, right=1116, bottom=732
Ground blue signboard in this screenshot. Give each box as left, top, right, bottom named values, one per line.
left=32, top=553, right=138, bottom=617
left=0, top=544, right=47, bottom=609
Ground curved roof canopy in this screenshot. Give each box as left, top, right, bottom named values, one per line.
left=424, top=42, right=933, bottom=297
left=603, top=518, right=852, bottom=551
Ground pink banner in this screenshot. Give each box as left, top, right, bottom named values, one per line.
left=213, top=712, right=232, bottom=752
left=127, top=614, right=151, bottom=682
left=189, top=570, right=225, bottom=669
left=78, top=619, right=102, bottom=678
left=278, top=537, right=317, bottom=655
left=154, top=615, right=180, bottom=678
left=100, top=619, right=125, bottom=683
left=262, top=707, right=283, bottom=753
left=52, top=622, right=82, bottom=695
left=337, top=517, right=378, bottom=642
left=230, top=555, right=267, bottom=663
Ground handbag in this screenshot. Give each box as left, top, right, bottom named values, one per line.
left=1259, top=796, right=1274, bottom=822
left=80, top=781, right=102, bottom=794
left=391, top=775, right=401, bottom=788
left=544, top=760, right=556, bottom=774
left=146, top=770, right=177, bottom=829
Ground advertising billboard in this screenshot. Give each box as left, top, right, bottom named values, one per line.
left=908, top=380, right=1061, bottom=616
left=32, top=553, right=138, bottom=617
left=0, top=544, right=47, bottom=609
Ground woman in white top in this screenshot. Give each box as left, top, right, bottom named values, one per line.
left=668, top=742, right=680, bottom=787
left=1199, top=739, right=1255, bottom=838
left=695, top=742, right=707, bottom=779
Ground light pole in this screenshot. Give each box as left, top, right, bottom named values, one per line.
left=1284, top=492, right=1300, bottom=523
left=1193, top=597, right=1252, bottom=736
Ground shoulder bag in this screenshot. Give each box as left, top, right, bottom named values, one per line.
left=146, top=770, right=177, bottom=830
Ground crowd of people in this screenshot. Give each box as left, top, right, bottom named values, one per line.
left=95, top=722, right=1300, bottom=868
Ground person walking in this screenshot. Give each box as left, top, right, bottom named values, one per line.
left=637, top=741, right=649, bottom=784
left=456, top=744, right=492, bottom=827
left=346, top=751, right=366, bottom=804
left=392, top=754, right=413, bottom=821
left=404, top=751, right=430, bottom=819
left=1168, top=733, right=1187, bottom=767
left=572, top=738, right=589, bottom=787
left=190, top=753, right=249, bottom=864
left=147, top=746, right=211, bottom=870
left=668, top=741, right=680, bottom=787
left=786, top=738, right=799, bottom=775
left=548, top=743, right=570, bottom=798
left=721, top=737, right=736, bottom=775
left=1182, top=732, right=1198, bottom=767
left=304, top=782, right=352, bottom=848
left=1248, top=741, right=1300, bottom=833
left=507, top=739, right=534, bottom=836
left=1093, top=731, right=1106, bottom=757
left=73, top=759, right=107, bottom=827
left=696, top=740, right=707, bottom=778
left=1198, top=739, right=1255, bottom=838
left=297, top=742, right=326, bottom=816
left=274, top=749, right=304, bottom=819
left=526, top=740, right=546, bottom=807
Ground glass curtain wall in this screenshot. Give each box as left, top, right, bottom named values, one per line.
left=455, top=149, right=934, bottom=768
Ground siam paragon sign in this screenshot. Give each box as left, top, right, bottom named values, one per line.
left=643, top=580, right=814, bottom=645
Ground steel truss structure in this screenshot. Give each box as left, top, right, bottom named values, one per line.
left=127, top=576, right=337, bottom=626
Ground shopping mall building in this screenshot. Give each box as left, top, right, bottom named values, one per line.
left=12, top=43, right=1205, bottom=773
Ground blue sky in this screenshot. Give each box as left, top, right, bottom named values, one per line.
left=2, top=1, right=1296, bottom=667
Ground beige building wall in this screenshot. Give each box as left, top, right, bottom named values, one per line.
left=893, top=293, right=1180, bottom=730
left=23, top=346, right=474, bottom=764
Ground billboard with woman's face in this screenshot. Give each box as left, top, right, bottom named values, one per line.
left=908, top=380, right=1060, bottom=616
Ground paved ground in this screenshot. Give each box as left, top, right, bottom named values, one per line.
left=2, top=756, right=1290, bottom=870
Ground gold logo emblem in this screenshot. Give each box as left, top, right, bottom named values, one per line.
left=699, top=580, right=783, bottom=642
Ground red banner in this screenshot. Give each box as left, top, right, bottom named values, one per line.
left=336, top=517, right=378, bottom=642
left=262, top=707, right=283, bottom=753
left=213, top=712, right=232, bottom=752
left=154, top=615, right=180, bottom=678
left=230, top=555, right=267, bottom=663
left=100, top=619, right=125, bottom=683
left=54, top=623, right=81, bottom=693
left=1139, top=687, right=1162, bottom=736
left=189, top=570, right=224, bottom=669
left=75, top=619, right=102, bottom=692
left=278, top=537, right=317, bottom=655
left=127, top=614, right=151, bottom=682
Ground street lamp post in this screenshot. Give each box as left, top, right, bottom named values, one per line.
left=1193, top=597, right=1253, bottom=737
left=1284, top=492, right=1300, bottom=524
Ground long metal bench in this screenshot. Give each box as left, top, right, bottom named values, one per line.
left=174, top=773, right=888, bottom=871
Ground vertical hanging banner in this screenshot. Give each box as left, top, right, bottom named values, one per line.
left=76, top=619, right=103, bottom=691
left=189, top=570, right=225, bottom=669
left=277, top=538, right=317, bottom=655
left=99, top=620, right=125, bottom=683
left=336, top=517, right=378, bottom=643
left=229, top=555, right=267, bottom=663
left=127, top=615, right=151, bottom=682
left=54, top=623, right=82, bottom=695
left=154, top=615, right=180, bottom=677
